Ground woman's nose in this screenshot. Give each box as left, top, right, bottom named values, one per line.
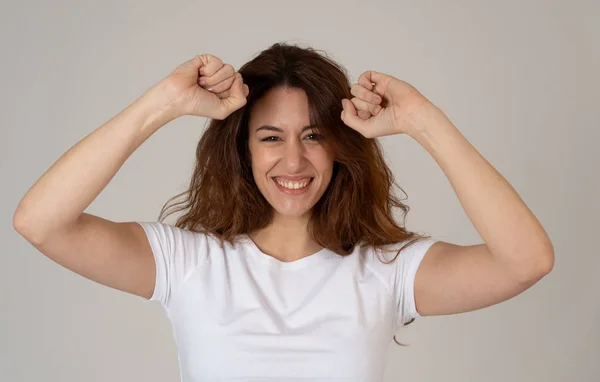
left=282, top=140, right=306, bottom=169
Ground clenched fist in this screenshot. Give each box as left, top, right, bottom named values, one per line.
left=161, top=54, right=249, bottom=120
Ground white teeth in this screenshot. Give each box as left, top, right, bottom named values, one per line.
left=275, top=178, right=312, bottom=190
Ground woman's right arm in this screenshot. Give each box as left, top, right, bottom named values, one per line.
left=12, top=55, right=248, bottom=299
left=13, top=80, right=181, bottom=299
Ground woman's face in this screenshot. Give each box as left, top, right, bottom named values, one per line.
left=248, top=86, right=334, bottom=219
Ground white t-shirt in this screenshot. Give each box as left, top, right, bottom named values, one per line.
left=136, top=221, right=438, bottom=382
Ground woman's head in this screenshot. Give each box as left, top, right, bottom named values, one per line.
left=159, top=42, right=428, bottom=257
left=247, top=86, right=334, bottom=221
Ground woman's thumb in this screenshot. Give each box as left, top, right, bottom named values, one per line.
left=233, top=73, right=249, bottom=97
left=226, top=73, right=248, bottom=108
left=341, top=98, right=368, bottom=134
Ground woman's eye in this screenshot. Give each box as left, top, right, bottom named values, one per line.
left=306, top=134, right=322, bottom=141
left=261, top=136, right=280, bottom=142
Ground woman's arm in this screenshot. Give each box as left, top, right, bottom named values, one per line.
left=411, top=109, right=554, bottom=316
left=342, top=70, right=554, bottom=316
left=413, top=108, right=555, bottom=276
left=13, top=81, right=176, bottom=241
left=13, top=54, right=248, bottom=298
left=12, top=81, right=179, bottom=299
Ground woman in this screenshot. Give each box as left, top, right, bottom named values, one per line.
left=14, top=43, right=554, bottom=381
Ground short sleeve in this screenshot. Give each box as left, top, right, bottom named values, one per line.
left=395, top=237, right=439, bottom=328
left=135, top=221, right=208, bottom=308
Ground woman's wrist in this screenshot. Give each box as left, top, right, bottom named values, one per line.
left=133, top=79, right=183, bottom=134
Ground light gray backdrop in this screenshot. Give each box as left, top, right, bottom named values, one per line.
left=2, top=0, right=598, bottom=381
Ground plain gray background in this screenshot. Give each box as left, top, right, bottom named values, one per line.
left=2, top=0, right=598, bottom=381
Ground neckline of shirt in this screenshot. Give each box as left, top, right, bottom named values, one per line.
left=239, top=234, right=338, bottom=270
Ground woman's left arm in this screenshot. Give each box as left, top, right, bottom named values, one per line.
left=409, top=107, right=554, bottom=316
left=341, top=71, right=554, bottom=316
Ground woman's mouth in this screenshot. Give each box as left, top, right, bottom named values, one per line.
left=272, top=177, right=314, bottom=195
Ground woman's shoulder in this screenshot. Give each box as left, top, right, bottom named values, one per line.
left=135, top=220, right=234, bottom=258
left=354, top=236, right=440, bottom=279
left=359, top=236, right=436, bottom=260
left=351, top=236, right=439, bottom=291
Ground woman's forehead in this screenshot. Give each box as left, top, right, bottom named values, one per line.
left=249, top=88, right=312, bottom=133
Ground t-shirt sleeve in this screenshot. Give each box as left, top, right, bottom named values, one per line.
left=395, top=237, right=439, bottom=328
left=135, top=221, right=208, bottom=308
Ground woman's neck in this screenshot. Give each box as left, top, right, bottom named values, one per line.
left=247, top=213, right=323, bottom=262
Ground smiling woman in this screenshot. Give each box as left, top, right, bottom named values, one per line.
left=14, top=41, right=553, bottom=382
left=158, top=43, right=425, bottom=261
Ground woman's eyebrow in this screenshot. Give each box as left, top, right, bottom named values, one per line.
left=255, top=125, right=316, bottom=133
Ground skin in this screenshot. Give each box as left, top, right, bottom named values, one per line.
left=246, top=87, right=334, bottom=262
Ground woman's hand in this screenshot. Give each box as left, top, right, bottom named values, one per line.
left=160, top=54, right=249, bottom=120
left=340, top=70, right=440, bottom=138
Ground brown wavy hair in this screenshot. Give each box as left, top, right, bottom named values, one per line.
left=157, top=42, right=431, bottom=345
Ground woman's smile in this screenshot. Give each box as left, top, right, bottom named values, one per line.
left=272, top=177, right=314, bottom=195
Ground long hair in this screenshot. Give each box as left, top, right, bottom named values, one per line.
left=157, top=42, right=430, bottom=345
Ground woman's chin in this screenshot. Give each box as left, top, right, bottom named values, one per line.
left=271, top=204, right=314, bottom=219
